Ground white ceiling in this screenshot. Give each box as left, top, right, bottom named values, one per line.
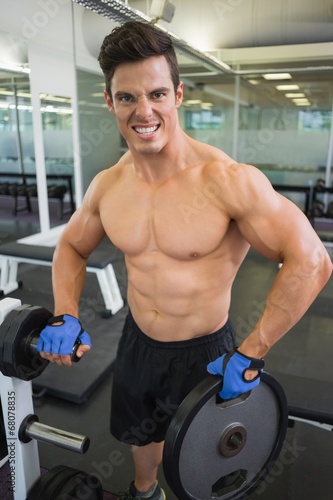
left=128, top=0, right=333, bottom=110
left=2, top=0, right=333, bottom=112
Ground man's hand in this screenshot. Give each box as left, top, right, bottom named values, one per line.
left=37, top=315, right=92, bottom=366
left=207, top=348, right=265, bottom=400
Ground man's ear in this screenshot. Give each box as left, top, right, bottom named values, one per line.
left=104, top=90, right=115, bottom=114
left=175, top=81, right=184, bottom=109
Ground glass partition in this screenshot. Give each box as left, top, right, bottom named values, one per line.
left=237, top=73, right=333, bottom=186
left=177, top=51, right=236, bottom=156
left=39, top=93, right=74, bottom=177
left=0, top=71, right=34, bottom=175
left=39, top=93, right=75, bottom=221
left=234, top=72, right=333, bottom=213
left=76, top=69, right=120, bottom=192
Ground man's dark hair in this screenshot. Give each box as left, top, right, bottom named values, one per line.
left=98, top=21, right=180, bottom=98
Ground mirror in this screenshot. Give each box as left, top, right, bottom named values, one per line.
left=39, top=93, right=75, bottom=223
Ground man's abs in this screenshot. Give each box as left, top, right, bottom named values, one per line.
left=125, top=243, right=248, bottom=341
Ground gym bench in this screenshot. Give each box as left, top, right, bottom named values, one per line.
left=0, top=172, right=75, bottom=219
left=0, top=240, right=124, bottom=317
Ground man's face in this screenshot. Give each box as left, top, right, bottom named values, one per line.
left=105, top=56, right=183, bottom=156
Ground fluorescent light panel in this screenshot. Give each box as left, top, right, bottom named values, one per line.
left=276, top=84, right=300, bottom=91
left=285, top=93, right=305, bottom=98
left=292, top=98, right=310, bottom=103
left=263, top=73, right=292, bottom=80
left=248, top=79, right=260, bottom=85
left=184, top=99, right=202, bottom=105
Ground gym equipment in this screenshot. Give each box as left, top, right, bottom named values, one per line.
left=0, top=226, right=124, bottom=403
left=207, top=348, right=265, bottom=399
left=0, top=296, right=115, bottom=404
left=326, top=201, right=333, bottom=218
left=163, top=372, right=288, bottom=500
left=311, top=199, right=325, bottom=217
left=2, top=297, right=330, bottom=500
left=26, top=464, right=103, bottom=500
left=0, top=402, right=6, bottom=467
left=0, top=223, right=124, bottom=317
left=315, top=178, right=326, bottom=192
left=0, top=303, right=81, bottom=381
left=0, top=297, right=102, bottom=500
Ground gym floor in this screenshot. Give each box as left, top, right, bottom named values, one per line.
left=0, top=210, right=333, bottom=500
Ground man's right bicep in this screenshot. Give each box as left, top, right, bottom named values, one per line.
left=60, top=205, right=106, bottom=259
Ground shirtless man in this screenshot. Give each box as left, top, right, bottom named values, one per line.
left=37, top=21, right=332, bottom=500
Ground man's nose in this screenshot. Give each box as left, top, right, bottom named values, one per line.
left=135, top=95, right=153, bottom=119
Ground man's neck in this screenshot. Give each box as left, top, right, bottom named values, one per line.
left=129, top=133, right=193, bottom=184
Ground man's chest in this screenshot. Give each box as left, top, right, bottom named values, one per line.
left=99, top=182, right=230, bottom=260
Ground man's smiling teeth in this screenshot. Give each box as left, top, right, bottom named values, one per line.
left=134, top=125, right=159, bottom=134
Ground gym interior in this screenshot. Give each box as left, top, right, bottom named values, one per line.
left=1, top=1, right=333, bottom=498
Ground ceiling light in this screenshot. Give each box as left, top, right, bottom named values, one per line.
left=263, top=73, right=292, bottom=80
left=184, top=99, right=202, bottom=105
left=276, top=85, right=300, bottom=91
left=292, top=98, right=310, bottom=103
left=292, top=99, right=311, bottom=106
left=248, top=79, right=260, bottom=85
left=201, top=102, right=213, bottom=109
left=285, top=93, right=305, bottom=98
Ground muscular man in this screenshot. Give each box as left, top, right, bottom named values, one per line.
left=38, top=21, right=332, bottom=500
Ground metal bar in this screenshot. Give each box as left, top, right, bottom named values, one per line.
left=24, top=421, right=90, bottom=454
left=289, top=415, right=333, bottom=432
left=232, top=74, right=240, bottom=160
left=325, top=96, right=333, bottom=189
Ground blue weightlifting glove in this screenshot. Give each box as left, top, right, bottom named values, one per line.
left=207, top=348, right=265, bottom=400
left=37, top=314, right=92, bottom=356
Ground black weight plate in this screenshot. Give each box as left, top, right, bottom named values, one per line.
left=0, top=400, right=7, bottom=460
left=26, top=465, right=69, bottom=500
left=1, top=307, right=28, bottom=377
left=163, top=372, right=288, bottom=500
left=43, top=465, right=80, bottom=499
left=55, top=470, right=104, bottom=499
left=2, top=305, right=52, bottom=380
left=0, top=308, right=15, bottom=375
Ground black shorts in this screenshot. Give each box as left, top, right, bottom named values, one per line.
left=110, top=311, right=236, bottom=446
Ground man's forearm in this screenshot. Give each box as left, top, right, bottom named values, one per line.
left=239, top=250, right=332, bottom=359
left=51, top=242, right=88, bottom=317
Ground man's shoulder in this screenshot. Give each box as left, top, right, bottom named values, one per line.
left=201, top=150, right=247, bottom=181
left=200, top=153, right=273, bottom=204
left=200, top=145, right=261, bottom=178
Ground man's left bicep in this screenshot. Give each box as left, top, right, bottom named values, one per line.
left=236, top=193, right=320, bottom=263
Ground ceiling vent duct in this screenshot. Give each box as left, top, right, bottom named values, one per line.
left=74, top=0, right=231, bottom=74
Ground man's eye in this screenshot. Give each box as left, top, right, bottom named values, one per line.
left=153, top=92, right=165, bottom=99
left=120, top=95, right=132, bottom=102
